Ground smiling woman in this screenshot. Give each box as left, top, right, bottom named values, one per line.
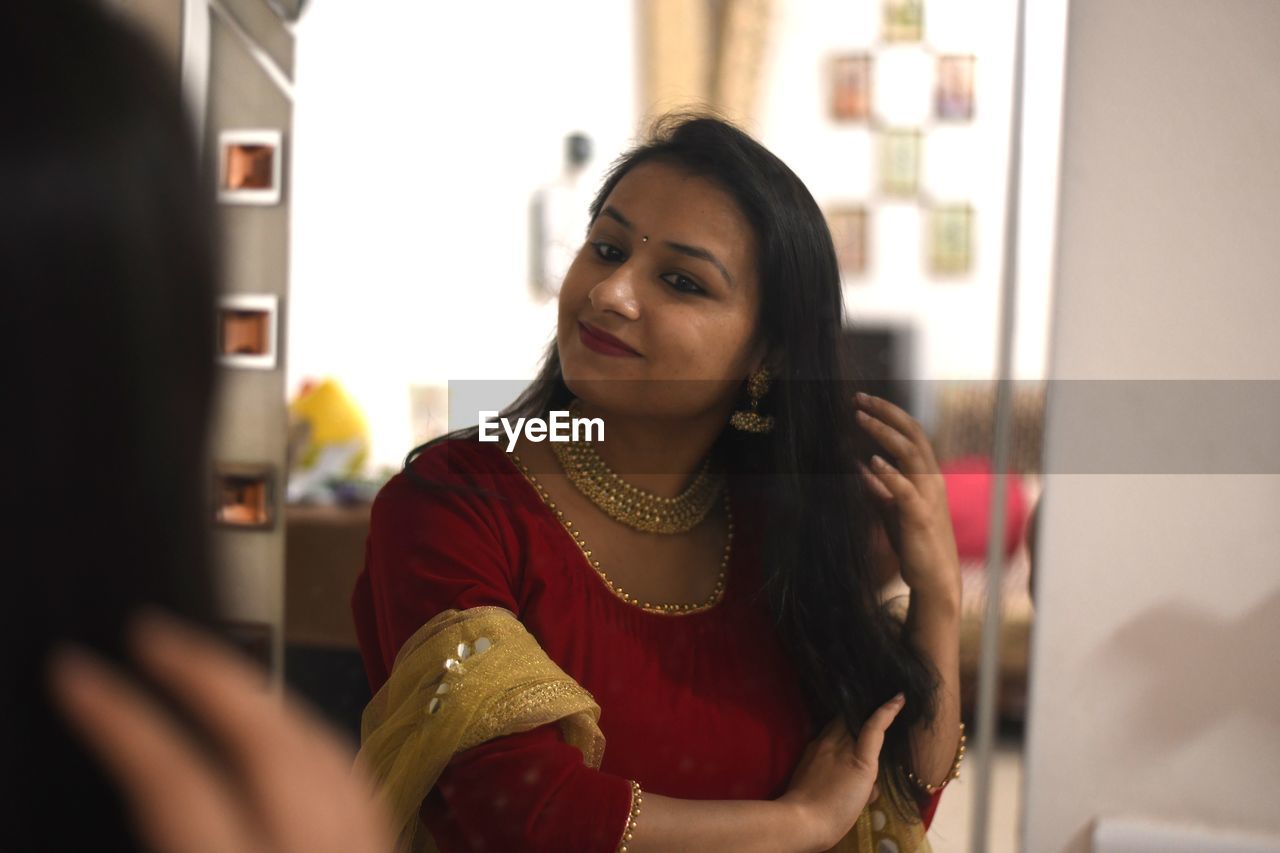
left=352, top=114, right=963, bottom=853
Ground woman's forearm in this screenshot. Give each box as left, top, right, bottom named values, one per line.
left=625, top=793, right=823, bottom=853
left=903, top=583, right=964, bottom=786
left=617, top=586, right=962, bottom=853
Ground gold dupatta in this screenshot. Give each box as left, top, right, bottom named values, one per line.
left=357, top=606, right=606, bottom=853
left=357, top=604, right=931, bottom=853
left=827, top=795, right=932, bottom=853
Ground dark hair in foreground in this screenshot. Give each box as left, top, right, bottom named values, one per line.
left=1, top=1, right=218, bottom=847
left=407, top=114, right=940, bottom=821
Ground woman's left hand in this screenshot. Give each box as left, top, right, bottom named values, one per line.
left=853, top=392, right=961, bottom=601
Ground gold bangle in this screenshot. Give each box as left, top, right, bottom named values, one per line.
left=906, top=722, right=967, bottom=795
left=617, top=780, right=643, bottom=853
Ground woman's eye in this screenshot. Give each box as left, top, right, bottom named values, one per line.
left=661, top=273, right=705, bottom=295
left=591, top=242, right=625, bottom=262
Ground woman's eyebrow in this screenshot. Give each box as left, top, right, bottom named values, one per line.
left=600, top=205, right=734, bottom=288
left=601, top=205, right=633, bottom=229
left=664, top=241, right=734, bottom=289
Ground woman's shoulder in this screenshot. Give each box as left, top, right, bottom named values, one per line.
left=359, top=438, right=526, bottom=646
left=372, top=436, right=517, bottom=517
left=407, top=435, right=513, bottom=480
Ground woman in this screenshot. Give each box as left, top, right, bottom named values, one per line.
left=5, top=2, right=391, bottom=850
left=352, top=115, right=964, bottom=853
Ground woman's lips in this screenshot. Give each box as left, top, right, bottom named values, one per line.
left=578, top=322, right=641, bottom=358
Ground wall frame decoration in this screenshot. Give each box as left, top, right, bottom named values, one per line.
left=927, top=204, right=974, bottom=275
left=214, top=463, right=276, bottom=530
left=830, top=54, right=873, bottom=122
left=217, top=129, right=283, bottom=205
left=878, top=128, right=923, bottom=197
left=218, top=294, right=278, bottom=370
left=826, top=207, right=870, bottom=275
left=820, top=1, right=984, bottom=278
left=936, top=55, right=976, bottom=120
left=883, top=0, right=924, bottom=42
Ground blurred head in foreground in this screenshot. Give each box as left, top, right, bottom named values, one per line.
left=0, top=0, right=218, bottom=846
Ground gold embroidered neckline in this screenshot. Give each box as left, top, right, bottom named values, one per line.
left=505, top=450, right=733, bottom=616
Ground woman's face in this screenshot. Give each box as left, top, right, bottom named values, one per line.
left=556, top=160, right=764, bottom=422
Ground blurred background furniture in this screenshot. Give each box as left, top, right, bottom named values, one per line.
left=283, top=503, right=372, bottom=742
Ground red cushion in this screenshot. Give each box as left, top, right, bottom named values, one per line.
left=939, top=455, right=1028, bottom=561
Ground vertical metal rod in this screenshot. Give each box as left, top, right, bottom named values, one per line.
left=969, top=0, right=1029, bottom=849
left=180, top=0, right=211, bottom=153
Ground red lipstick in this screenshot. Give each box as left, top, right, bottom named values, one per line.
left=578, top=322, right=641, bottom=357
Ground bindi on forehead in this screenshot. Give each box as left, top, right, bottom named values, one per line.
left=603, top=168, right=755, bottom=288
left=601, top=202, right=737, bottom=289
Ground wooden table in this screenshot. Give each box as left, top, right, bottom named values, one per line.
left=284, top=503, right=372, bottom=649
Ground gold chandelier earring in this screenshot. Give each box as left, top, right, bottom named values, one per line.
left=729, top=367, right=775, bottom=434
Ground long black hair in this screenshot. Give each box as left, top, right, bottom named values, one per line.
left=406, top=113, right=939, bottom=820
left=1, top=1, right=219, bottom=847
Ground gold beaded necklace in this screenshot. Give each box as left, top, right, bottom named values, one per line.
left=507, top=452, right=733, bottom=615
left=549, top=400, right=725, bottom=535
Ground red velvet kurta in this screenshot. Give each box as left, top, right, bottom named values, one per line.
left=351, top=438, right=942, bottom=852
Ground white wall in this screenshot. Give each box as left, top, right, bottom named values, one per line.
left=288, top=1, right=638, bottom=471
left=1023, top=1, right=1280, bottom=849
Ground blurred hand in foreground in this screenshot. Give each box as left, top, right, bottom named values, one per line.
left=48, top=613, right=393, bottom=853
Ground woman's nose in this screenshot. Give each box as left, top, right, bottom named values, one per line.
left=588, top=265, right=641, bottom=320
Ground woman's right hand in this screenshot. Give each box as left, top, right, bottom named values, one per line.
left=779, top=693, right=906, bottom=852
